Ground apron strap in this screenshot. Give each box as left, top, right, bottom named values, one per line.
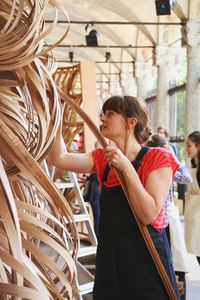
left=132, top=146, right=149, bottom=171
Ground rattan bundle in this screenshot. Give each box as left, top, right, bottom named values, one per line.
left=0, top=1, right=78, bottom=299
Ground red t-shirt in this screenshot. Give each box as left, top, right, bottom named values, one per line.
left=92, top=147, right=179, bottom=231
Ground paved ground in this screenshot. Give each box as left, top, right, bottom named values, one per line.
left=185, top=252, right=200, bottom=300
left=178, top=215, right=200, bottom=300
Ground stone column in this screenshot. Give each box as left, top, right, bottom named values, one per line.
left=155, top=46, right=177, bottom=130
left=182, top=20, right=200, bottom=136
left=135, top=61, right=154, bottom=102
left=109, top=73, right=122, bottom=95
left=120, top=72, right=137, bottom=96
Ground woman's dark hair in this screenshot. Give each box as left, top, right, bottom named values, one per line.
left=146, top=134, right=167, bottom=148
left=102, top=95, right=151, bottom=143
left=188, top=131, right=200, bottom=187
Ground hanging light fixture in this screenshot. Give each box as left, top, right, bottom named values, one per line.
left=155, top=0, right=171, bottom=15
left=85, top=22, right=98, bottom=46
left=69, top=51, right=74, bottom=62
left=105, top=51, right=111, bottom=62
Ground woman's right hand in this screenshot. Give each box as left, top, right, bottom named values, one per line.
left=103, top=146, right=133, bottom=172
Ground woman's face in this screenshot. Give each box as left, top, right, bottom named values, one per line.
left=185, top=138, right=198, bottom=159
left=100, top=110, right=127, bottom=140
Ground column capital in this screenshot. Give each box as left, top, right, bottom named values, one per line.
left=135, top=61, right=155, bottom=100
left=181, top=20, right=200, bottom=48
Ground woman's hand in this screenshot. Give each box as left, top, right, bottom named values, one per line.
left=163, top=144, right=180, bottom=164
left=103, top=146, right=132, bottom=172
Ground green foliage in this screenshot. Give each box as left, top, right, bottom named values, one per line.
left=176, top=90, right=186, bottom=137
left=176, top=90, right=186, bottom=160
left=176, top=52, right=187, bottom=85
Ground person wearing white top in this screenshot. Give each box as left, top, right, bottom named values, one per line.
left=184, top=131, right=200, bottom=265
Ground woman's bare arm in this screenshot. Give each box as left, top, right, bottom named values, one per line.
left=122, top=164, right=172, bottom=224
left=48, top=124, right=95, bottom=174
left=104, top=146, right=172, bottom=224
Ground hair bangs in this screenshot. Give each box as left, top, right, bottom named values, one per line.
left=102, top=96, right=125, bottom=115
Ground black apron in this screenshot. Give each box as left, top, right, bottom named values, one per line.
left=93, top=147, right=180, bottom=300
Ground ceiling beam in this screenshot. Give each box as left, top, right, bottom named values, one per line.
left=57, top=61, right=135, bottom=63
left=45, top=20, right=185, bottom=26
left=47, top=44, right=154, bottom=48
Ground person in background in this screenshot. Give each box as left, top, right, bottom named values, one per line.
left=72, top=131, right=84, bottom=152
left=184, top=131, right=200, bottom=265
left=77, top=132, right=84, bottom=152
left=83, top=141, right=101, bottom=239
left=157, top=127, right=188, bottom=212
left=48, top=95, right=180, bottom=300
left=157, top=126, right=178, bottom=157
left=147, top=134, right=192, bottom=300
left=83, top=171, right=100, bottom=238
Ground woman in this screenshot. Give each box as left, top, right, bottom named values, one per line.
left=184, top=131, right=200, bottom=265
left=49, top=96, right=180, bottom=300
